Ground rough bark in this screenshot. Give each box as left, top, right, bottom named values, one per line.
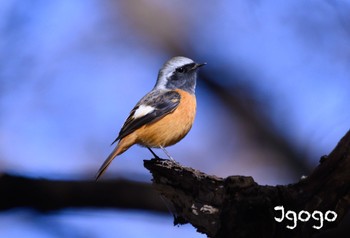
left=143, top=130, right=350, bottom=238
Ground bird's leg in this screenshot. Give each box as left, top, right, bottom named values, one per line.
left=160, top=146, right=175, bottom=161
left=147, top=147, right=160, bottom=159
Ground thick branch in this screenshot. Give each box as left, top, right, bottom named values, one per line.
left=144, top=130, right=350, bottom=238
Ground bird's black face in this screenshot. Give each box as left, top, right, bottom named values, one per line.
left=166, top=63, right=205, bottom=94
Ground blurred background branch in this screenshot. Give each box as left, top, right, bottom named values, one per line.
left=0, top=174, right=166, bottom=213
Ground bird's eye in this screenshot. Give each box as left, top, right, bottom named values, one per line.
left=176, top=67, right=185, bottom=73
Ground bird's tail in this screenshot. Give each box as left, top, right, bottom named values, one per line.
left=95, top=145, right=120, bottom=181
left=95, top=135, right=136, bottom=181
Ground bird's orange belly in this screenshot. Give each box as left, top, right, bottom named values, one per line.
left=135, top=89, right=196, bottom=148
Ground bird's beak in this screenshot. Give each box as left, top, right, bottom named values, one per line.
left=194, top=63, right=207, bottom=69
left=193, top=62, right=207, bottom=70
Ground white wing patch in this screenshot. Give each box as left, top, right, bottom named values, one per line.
left=132, top=105, right=155, bottom=119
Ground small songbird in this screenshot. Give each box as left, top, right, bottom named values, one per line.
left=96, top=56, right=206, bottom=180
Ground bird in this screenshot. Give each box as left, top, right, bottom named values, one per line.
left=95, top=56, right=206, bottom=180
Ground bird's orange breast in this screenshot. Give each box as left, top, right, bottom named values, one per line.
left=135, top=89, right=196, bottom=148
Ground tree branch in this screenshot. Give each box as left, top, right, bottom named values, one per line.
left=144, top=130, right=350, bottom=237
left=1, top=130, right=349, bottom=237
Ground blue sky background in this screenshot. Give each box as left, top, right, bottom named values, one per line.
left=1, top=0, right=349, bottom=237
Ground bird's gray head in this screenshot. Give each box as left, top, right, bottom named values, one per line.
left=154, top=56, right=206, bottom=94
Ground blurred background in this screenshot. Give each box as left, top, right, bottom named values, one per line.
left=1, top=0, right=350, bottom=237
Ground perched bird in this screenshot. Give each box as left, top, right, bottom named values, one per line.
left=96, top=56, right=205, bottom=180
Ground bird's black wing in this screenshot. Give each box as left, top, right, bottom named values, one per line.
left=111, top=90, right=181, bottom=144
